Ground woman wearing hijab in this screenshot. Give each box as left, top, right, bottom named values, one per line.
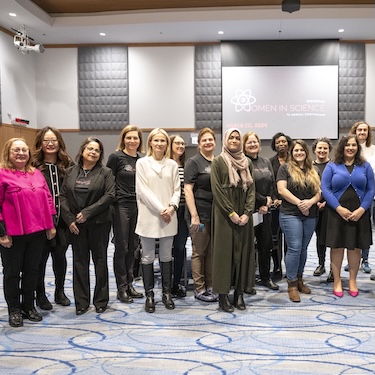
left=211, top=128, right=255, bottom=312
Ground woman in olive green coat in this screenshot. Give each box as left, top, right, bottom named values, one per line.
left=211, top=128, right=256, bottom=313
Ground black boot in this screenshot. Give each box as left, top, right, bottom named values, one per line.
left=233, top=290, right=246, bottom=310
left=219, top=294, right=234, bottom=313
left=55, top=289, right=71, bottom=306
left=117, top=289, right=133, bottom=303
left=36, top=292, right=52, bottom=311
left=127, top=284, right=144, bottom=298
left=161, top=261, right=175, bottom=310
left=142, top=263, right=155, bottom=313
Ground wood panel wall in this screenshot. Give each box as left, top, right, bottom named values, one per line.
left=0, top=123, right=38, bottom=152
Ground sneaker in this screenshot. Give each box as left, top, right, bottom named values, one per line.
left=194, top=289, right=218, bottom=302
left=206, top=288, right=219, bottom=302
left=171, top=284, right=187, bottom=298
left=362, top=260, right=371, bottom=273
left=313, top=265, right=326, bottom=276
left=344, top=264, right=349, bottom=272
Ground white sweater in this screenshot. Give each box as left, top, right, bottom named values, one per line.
left=135, top=156, right=180, bottom=238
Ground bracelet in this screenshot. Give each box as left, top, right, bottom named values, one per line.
left=228, top=211, right=236, bottom=218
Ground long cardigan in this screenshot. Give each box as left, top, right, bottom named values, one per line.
left=210, top=155, right=256, bottom=293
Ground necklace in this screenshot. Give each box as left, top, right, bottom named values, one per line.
left=82, top=168, right=91, bottom=178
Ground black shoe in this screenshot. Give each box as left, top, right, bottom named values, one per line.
left=162, top=293, right=175, bottom=310
left=171, top=284, right=187, bottom=298
left=313, top=265, right=326, bottom=276
left=36, top=294, right=53, bottom=310
left=55, top=290, right=71, bottom=306
left=234, top=291, right=246, bottom=310
left=76, top=306, right=89, bottom=315
left=219, top=294, right=234, bottom=313
left=145, top=291, right=155, bottom=313
left=260, top=279, right=279, bottom=290
left=326, top=270, right=334, bottom=283
left=371, top=274, right=375, bottom=281
left=272, top=269, right=283, bottom=281
left=244, top=287, right=257, bottom=295
left=117, top=290, right=133, bottom=303
left=127, top=285, right=144, bottom=298
left=22, top=308, right=43, bottom=322
left=9, top=311, right=23, bottom=328
left=95, top=306, right=107, bottom=313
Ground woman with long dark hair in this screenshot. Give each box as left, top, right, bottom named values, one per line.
left=33, top=126, right=73, bottom=310
left=322, top=135, right=374, bottom=297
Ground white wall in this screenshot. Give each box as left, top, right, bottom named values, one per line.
left=365, top=44, right=375, bottom=125
left=35, top=48, right=79, bottom=129
left=0, top=32, right=37, bottom=128
left=128, top=46, right=195, bottom=129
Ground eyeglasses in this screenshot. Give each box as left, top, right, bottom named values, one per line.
left=42, top=139, right=59, bottom=145
left=86, top=146, right=101, bottom=154
left=11, top=148, right=29, bottom=154
left=173, top=141, right=185, bottom=146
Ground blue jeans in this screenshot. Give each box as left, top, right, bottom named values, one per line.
left=279, top=212, right=317, bottom=281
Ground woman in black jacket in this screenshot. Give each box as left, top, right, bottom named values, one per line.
left=60, top=137, right=116, bottom=315
left=33, top=126, right=73, bottom=310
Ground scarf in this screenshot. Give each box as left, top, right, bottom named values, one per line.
left=221, top=128, right=253, bottom=191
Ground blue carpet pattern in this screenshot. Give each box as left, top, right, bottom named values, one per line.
left=1, top=236, right=375, bottom=374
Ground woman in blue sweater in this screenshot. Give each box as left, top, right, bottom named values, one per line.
left=322, top=135, right=374, bottom=297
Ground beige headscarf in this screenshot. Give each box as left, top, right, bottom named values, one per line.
left=221, top=128, right=253, bottom=191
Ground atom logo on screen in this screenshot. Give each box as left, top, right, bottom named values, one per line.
left=231, top=89, right=256, bottom=112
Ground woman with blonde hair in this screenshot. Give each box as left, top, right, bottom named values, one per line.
left=277, top=140, right=321, bottom=302
left=107, top=125, right=144, bottom=304
left=135, top=128, right=180, bottom=313
left=1, top=138, right=56, bottom=327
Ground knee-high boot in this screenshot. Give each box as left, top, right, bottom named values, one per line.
left=161, top=261, right=175, bottom=310
left=142, top=263, right=155, bottom=313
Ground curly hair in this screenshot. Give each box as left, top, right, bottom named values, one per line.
left=349, top=120, right=373, bottom=147
left=334, top=135, right=365, bottom=166
left=271, top=132, right=292, bottom=152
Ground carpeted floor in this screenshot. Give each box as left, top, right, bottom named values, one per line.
left=1, top=235, right=375, bottom=374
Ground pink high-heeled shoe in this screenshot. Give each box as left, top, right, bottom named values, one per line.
left=333, top=290, right=343, bottom=298
left=349, top=290, right=358, bottom=297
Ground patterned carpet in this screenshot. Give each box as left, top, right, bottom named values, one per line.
left=1, top=235, right=375, bottom=374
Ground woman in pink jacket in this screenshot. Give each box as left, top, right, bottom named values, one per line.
left=0, top=138, right=56, bottom=328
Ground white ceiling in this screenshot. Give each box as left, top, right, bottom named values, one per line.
left=0, top=0, right=374, bottom=45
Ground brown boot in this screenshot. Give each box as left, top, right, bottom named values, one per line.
left=287, top=280, right=301, bottom=302
left=297, top=275, right=311, bottom=294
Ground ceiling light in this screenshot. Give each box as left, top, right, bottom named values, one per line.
left=218, top=31, right=224, bottom=35
left=99, top=32, right=106, bottom=36
left=338, top=29, right=344, bottom=33
left=282, top=0, right=301, bottom=13
left=9, top=13, right=17, bottom=17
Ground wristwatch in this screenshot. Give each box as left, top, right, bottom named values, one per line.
left=169, top=204, right=178, bottom=211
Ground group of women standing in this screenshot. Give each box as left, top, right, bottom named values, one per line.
left=1, top=121, right=374, bottom=326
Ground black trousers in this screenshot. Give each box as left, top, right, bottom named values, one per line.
left=1, top=231, right=45, bottom=313
left=71, top=221, right=111, bottom=310
left=112, top=202, right=138, bottom=291
left=255, top=213, right=273, bottom=281
left=36, top=235, right=69, bottom=296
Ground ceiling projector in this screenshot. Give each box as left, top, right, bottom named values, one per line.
left=282, top=0, right=301, bottom=13
left=13, top=26, right=44, bottom=54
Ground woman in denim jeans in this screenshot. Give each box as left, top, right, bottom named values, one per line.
left=276, top=140, right=321, bottom=302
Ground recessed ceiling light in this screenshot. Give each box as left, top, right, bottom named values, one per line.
left=218, top=31, right=224, bottom=35
left=99, top=32, right=106, bottom=36
left=338, top=29, right=344, bottom=33
left=9, top=13, right=17, bottom=17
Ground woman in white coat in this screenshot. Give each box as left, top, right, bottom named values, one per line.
left=135, top=128, right=180, bottom=313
